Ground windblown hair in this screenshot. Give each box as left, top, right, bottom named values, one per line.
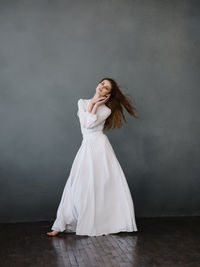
left=99, top=77, right=139, bottom=131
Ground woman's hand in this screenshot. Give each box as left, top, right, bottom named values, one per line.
left=89, top=94, right=110, bottom=115
left=92, top=94, right=111, bottom=106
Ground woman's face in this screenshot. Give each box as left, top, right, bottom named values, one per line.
left=96, top=80, right=112, bottom=97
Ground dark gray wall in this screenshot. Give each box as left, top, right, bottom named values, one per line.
left=0, top=0, right=199, bottom=223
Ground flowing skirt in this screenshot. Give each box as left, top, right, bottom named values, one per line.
left=51, top=131, right=138, bottom=236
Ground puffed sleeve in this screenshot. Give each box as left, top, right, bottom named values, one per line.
left=77, top=99, right=111, bottom=129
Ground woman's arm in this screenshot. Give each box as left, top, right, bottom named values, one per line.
left=77, top=99, right=111, bottom=129
left=88, top=100, right=98, bottom=114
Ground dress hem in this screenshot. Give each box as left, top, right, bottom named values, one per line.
left=51, top=226, right=138, bottom=237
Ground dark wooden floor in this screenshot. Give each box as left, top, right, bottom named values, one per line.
left=0, top=216, right=200, bottom=267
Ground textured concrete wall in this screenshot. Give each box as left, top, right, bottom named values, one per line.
left=0, top=0, right=199, bottom=222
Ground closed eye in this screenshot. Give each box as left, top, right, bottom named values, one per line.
left=101, top=82, right=109, bottom=90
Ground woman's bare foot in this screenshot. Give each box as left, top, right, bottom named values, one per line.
left=46, top=230, right=60, bottom=236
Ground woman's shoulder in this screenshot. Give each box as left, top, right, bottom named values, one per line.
left=77, top=98, right=87, bottom=105
left=77, top=98, right=89, bottom=103
left=104, top=105, right=112, bottom=114
left=77, top=99, right=90, bottom=110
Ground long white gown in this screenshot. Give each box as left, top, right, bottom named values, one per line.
left=51, top=98, right=138, bottom=236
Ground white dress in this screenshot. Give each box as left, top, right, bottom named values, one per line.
left=51, top=98, right=138, bottom=236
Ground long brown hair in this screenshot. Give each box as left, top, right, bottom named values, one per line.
left=99, top=77, right=139, bottom=130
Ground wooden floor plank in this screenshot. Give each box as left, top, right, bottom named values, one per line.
left=0, top=217, right=200, bottom=267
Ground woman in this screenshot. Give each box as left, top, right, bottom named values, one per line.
left=47, top=77, right=139, bottom=236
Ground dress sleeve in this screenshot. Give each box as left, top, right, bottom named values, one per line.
left=77, top=99, right=111, bottom=129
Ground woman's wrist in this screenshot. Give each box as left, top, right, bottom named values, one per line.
left=91, top=103, right=98, bottom=114
left=88, top=101, right=97, bottom=113
left=90, top=99, right=96, bottom=105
